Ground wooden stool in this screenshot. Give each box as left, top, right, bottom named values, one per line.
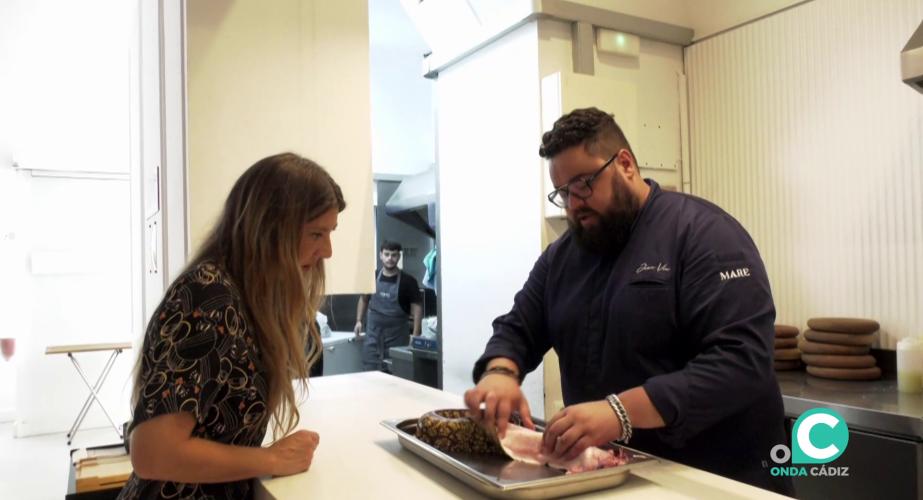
left=45, top=343, right=132, bottom=445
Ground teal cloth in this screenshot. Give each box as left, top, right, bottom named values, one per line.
left=422, top=247, right=437, bottom=289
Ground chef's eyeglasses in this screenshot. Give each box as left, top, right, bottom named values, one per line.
left=546, top=152, right=618, bottom=209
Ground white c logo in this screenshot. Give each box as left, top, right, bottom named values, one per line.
left=796, top=413, right=841, bottom=460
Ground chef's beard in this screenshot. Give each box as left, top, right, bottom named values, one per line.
left=568, top=175, right=640, bottom=255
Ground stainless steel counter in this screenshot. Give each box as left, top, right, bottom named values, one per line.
left=778, top=370, right=923, bottom=440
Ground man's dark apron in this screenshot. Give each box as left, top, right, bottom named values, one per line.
left=362, top=269, right=409, bottom=371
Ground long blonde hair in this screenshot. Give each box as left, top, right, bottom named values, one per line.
left=134, top=152, right=345, bottom=439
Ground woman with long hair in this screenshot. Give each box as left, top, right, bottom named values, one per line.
left=118, top=152, right=346, bottom=499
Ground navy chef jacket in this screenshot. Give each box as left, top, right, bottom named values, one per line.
left=473, top=180, right=793, bottom=495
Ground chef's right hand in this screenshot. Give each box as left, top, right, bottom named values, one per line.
left=353, top=321, right=363, bottom=338
left=267, top=429, right=320, bottom=477
left=464, top=373, right=534, bottom=438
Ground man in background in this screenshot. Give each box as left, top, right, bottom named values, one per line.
left=355, top=240, right=423, bottom=371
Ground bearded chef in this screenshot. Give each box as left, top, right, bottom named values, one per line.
left=355, top=240, right=422, bottom=371
left=463, top=108, right=794, bottom=496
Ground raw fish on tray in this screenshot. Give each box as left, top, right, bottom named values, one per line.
left=500, top=424, right=627, bottom=473
left=414, top=409, right=627, bottom=473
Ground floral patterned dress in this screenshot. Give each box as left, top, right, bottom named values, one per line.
left=118, top=262, right=269, bottom=500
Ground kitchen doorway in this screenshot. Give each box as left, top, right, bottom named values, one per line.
left=363, top=0, right=440, bottom=387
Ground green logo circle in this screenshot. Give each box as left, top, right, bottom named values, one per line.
left=792, top=408, right=849, bottom=464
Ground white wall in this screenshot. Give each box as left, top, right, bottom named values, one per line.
left=18, top=177, right=135, bottom=436
left=686, top=0, right=923, bottom=346
left=3, top=1, right=131, bottom=173
left=186, top=0, right=375, bottom=295
left=0, top=168, right=29, bottom=420
left=539, top=19, right=685, bottom=189
left=0, top=1, right=27, bottom=414
left=369, top=0, right=435, bottom=176
left=0, top=0, right=138, bottom=436
left=436, top=22, right=546, bottom=418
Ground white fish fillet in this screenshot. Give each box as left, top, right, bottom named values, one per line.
left=499, top=424, right=627, bottom=473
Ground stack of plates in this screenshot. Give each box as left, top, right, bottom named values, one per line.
left=774, top=325, right=802, bottom=371
left=800, top=318, right=881, bottom=380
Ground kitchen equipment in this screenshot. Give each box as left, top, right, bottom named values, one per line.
left=67, top=443, right=132, bottom=497
left=388, top=346, right=438, bottom=388
left=321, top=332, right=363, bottom=376
left=896, top=337, right=923, bottom=393
left=805, top=365, right=882, bottom=380
left=799, top=339, right=869, bottom=355
left=411, top=336, right=438, bottom=351
left=807, top=317, right=879, bottom=335
left=804, top=330, right=875, bottom=346
left=801, top=318, right=882, bottom=380
left=902, top=19, right=923, bottom=93
left=381, top=418, right=657, bottom=499
left=778, top=368, right=923, bottom=500
left=774, top=324, right=803, bottom=371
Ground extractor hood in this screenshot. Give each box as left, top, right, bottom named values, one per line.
left=902, top=20, right=923, bottom=93
left=384, top=166, right=436, bottom=238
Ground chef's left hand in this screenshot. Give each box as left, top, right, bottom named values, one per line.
left=541, top=400, right=622, bottom=461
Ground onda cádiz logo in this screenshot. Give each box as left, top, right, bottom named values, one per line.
left=769, top=408, right=850, bottom=477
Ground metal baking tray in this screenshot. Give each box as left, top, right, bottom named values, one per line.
left=381, top=418, right=658, bottom=499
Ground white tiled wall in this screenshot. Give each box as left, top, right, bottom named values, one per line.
left=686, top=0, right=923, bottom=346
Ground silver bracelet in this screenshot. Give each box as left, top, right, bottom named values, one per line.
left=606, top=394, right=633, bottom=443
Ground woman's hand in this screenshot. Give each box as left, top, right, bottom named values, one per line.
left=267, top=430, right=321, bottom=476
